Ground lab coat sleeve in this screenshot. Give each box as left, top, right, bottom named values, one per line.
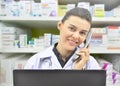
left=72, top=56, right=101, bottom=70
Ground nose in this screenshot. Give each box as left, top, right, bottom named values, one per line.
left=72, top=32, right=81, bottom=40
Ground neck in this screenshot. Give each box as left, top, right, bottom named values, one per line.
left=56, top=43, right=72, bottom=60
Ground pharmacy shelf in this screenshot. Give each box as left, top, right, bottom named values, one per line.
left=90, top=48, right=120, bottom=54
left=0, top=16, right=62, bottom=29
left=0, top=47, right=120, bottom=54
left=0, top=47, right=45, bottom=53
left=1, top=16, right=120, bottom=29
left=0, top=16, right=62, bottom=21
left=59, top=0, right=120, bottom=11
left=92, top=17, right=120, bottom=27
left=1, top=16, right=120, bottom=53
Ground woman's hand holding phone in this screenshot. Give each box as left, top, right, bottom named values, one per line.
left=73, top=30, right=92, bottom=70
left=74, top=45, right=90, bottom=70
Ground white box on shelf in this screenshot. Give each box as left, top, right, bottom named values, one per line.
left=19, top=34, right=28, bottom=48
left=77, top=2, right=90, bottom=11
left=41, top=0, right=58, bottom=17
left=2, top=34, right=16, bottom=40
left=44, top=33, right=52, bottom=48
left=31, top=1, right=41, bottom=17
left=67, top=4, right=75, bottom=11
left=19, top=0, right=32, bottom=17
left=2, top=40, right=14, bottom=48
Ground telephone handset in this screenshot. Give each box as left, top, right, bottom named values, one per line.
left=73, top=29, right=93, bottom=61
left=83, top=29, right=93, bottom=48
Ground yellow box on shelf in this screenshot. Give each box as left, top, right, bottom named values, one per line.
left=94, top=4, right=105, bottom=17
left=58, top=5, right=67, bottom=16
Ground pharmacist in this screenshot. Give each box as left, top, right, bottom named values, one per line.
left=24, top=7, right=100, bottom=70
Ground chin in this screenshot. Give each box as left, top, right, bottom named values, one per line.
left=67, top=46, right=76, bottom=51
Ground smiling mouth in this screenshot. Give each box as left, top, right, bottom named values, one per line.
left=68, top=39, right=78, bottom=46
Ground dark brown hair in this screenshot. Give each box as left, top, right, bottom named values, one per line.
left=62, top=7, right=92, bottom=25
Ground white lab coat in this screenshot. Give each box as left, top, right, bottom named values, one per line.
left=24, top=46, right=100, bottom=70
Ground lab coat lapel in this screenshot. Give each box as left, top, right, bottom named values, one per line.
left=51, top=50, right=63, bottom=69
left=63, top=53, right=76, bottom=69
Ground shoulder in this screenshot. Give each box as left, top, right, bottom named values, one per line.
left=86, top=55, right=101, bottom=70
left=32, top=46, right=54, bottom=59
left=24, top=46, right=54, bottom=69
left=89, top=56, right=97, bottom=62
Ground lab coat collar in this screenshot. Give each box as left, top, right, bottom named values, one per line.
left=37, top=46, right=54, bottom=59
left=63, top=53, right=77, bottom=69
left=38, top=46, right=86, bottom=69
left=39, top=46, right=63, bottom=69
left=51, top=51, right=63, bottom=69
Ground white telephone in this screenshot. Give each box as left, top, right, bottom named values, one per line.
left=73, top=29, right=93, bottom=61
left=84, top=29, right=93, bottom=48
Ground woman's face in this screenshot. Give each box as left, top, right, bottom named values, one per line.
left=57, top=16, right=91, bottom=51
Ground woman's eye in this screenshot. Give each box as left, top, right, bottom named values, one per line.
left=69, top=27, right=76, bottom=32
left=79, top=32, right=87, bottom=36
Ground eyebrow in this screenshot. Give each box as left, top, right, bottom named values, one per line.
left=69, top=24, right=88, bottom=32
left=69, top=24, right=77, bottom=29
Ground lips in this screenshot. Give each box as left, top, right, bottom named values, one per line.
left=68, top=39, right=77, bottom=46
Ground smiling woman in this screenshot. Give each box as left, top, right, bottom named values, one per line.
left=24, top=7, right=100, bottom=70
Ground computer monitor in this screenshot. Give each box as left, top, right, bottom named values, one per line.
left=13, top=70, right=106, bottom=86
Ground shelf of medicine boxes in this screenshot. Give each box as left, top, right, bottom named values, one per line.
left=1, top=47, right=120, bottom=54
left=1, top=16, right=120, bottom=53
left=1, top=16, right=120, bottom=28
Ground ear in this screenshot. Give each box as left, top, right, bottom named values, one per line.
left=57, top=20, right=63, bottom=31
